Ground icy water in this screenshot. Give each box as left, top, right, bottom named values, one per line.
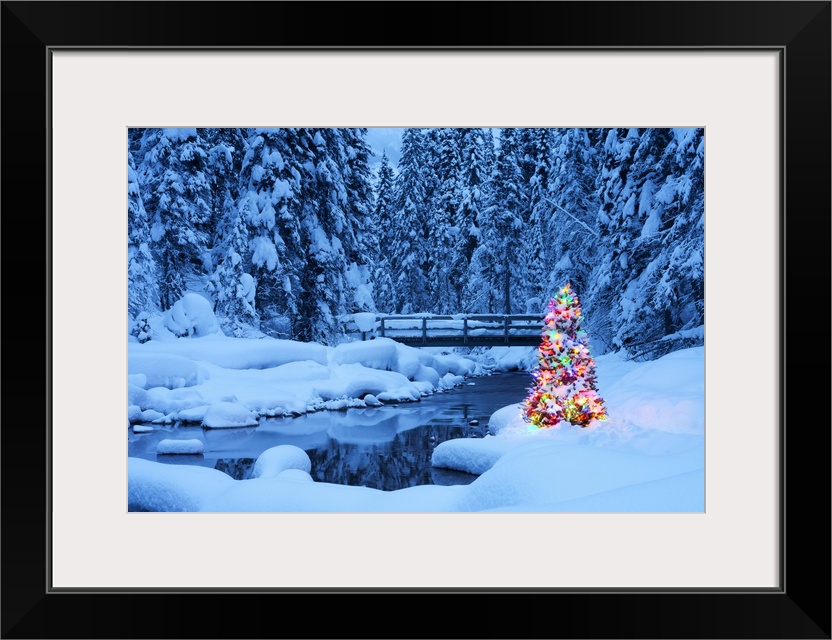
left=127, top=370, right=532, bottom=491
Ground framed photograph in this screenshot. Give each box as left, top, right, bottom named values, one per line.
left=3, top=1, right=829, bottom=638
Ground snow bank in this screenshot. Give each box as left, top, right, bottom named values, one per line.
left=126, top=343, right=705, bottom=513
left=429, top=346, right=705, bottom=495
left=128, top=353, right=208, bottom=389
left=130, top=336, right=329, bottom=370
left=475, top=346, right=536, bottom=371
left=603, top=347, right=704, bottom=435
left=129, top=434, right=703, bottom=513
left=455, top=440, right=704, bottom=512
left=128, top=457, right=233, bottom=512
left=330, top=338, right=398, bottom=370
left=128, top=335, right=482, bottom=424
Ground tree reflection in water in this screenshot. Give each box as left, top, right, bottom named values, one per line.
left=130, top=372, right=531, bottom=491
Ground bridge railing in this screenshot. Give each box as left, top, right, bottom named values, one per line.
left=342, top=314, right=544, bottom=347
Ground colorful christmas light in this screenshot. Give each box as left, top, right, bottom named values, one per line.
left=523, top=283, right=608, bottom=428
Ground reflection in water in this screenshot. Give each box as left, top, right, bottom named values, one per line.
left=307, top=421, right=484, bottom=491
left=215, top=457, right=256, bottom=480
left=155, top=453, right=205, bottom=467
left=128, top=371, right=531, bottom=491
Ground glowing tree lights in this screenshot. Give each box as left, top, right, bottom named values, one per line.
left=523, top=283, right=607, bottom=428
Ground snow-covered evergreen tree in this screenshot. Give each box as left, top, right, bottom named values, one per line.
left=128, top=128, right=144, bottom=156
left=125, top=126, right=703, bottom=363
left=203, top=128, right=257, bottom=337
left=387, top=128, right=430, bottom=313
left=611, top=128, right=704, bottom=359
left=127, top=147, right=161, bottom=322
left=521, top=128, right=556, bottom=308
left=293, top=128, right=353, bottom=344
left=466, top=128, right=527, bottom=313
left=456, top=128, right=489, bottom=311
left=370, top=150, right=396, bottom=312
left=544, top=128, right=601, bottom=298
left=209, top=210, right=258, bottom=339
left=582, top=127, right=706, bottom=358
left=425, top=128, right=462, bottom=313
left=479, top=128, right=496, bottom=173
left=655, top=128, right=704, bottom=343
left=136, top=128, right=213, bottom=310
left=237, top=128, right=306, bottom=339
left=205, top=128, right=246, bottom=243
left=584, top=127, right=642, bottom=350
left=340, top=127, right=377, bottom=315
left=523, top=283, right=607, bottom=428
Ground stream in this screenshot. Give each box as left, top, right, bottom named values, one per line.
left=127, top=370, right=531, bottom=491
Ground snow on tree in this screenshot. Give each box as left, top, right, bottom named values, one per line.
left=370, top=150, right=396, bottom=311
left=293, top=128, right=354, bottom=344
left=387, top=128, right=430, bottom=313
left=545, top=128, right=601, bottom=299
left=205, top=128, right=246, bottom=243
left=584, top=127, right=643, bottom=351
left=466, top=128, right=526, bottom=313
left=128, top=128, right=144, bottom=156
left=203, top=129, right=258, bottom=337
left=456, top=128, right=490, bottom=311
left=521, top=128, right=557, bottom=306
left=127, top=147, right=161, bottom=321
left=611, top=128, right=704, bottom=359
left=339, top=127, right=377, bottom=315
left=237, top=128, right=306, bottom=339
left=425, top=128, right=462, bottom=313
left=479, top=127, right=496, bottom=173
left=523, top=284, right=607, bottom=428
left=125, top=126, right=704, bottom=364
left=136, top=128, right=213, bottom=310
left=209, top=199, right=258, bottom=337
left=583, top=127, right=704, bottom=359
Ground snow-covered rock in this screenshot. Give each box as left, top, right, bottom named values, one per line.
left=251, top=445, right=312, bottom=480
left=156, top=438, right=204, bottom=455
left=202, top=401, right=259, bottom=428
left=164, top=293, right=221, bottom=338
left=362, top=394, right=382, bottom=407
left=127, top=404, right=144, bottom=422
left=175, top=405, right=210, bottom=423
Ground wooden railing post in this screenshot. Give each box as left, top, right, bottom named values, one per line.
left=422, top=317, right=427, bottom=345
left=504, top=315, right=510, bottom=344
left=463, top=317, right=468, bottom=345
left=380, top=317, right=385, bottom=337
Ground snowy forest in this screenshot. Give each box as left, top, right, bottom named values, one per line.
left=128, top=127, right=704, bottom=361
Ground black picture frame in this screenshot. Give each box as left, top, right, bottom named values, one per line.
left=2, top=2, right=829, bottom=638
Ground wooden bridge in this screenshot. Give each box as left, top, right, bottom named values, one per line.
left=343, top=314, right=543, bottom=347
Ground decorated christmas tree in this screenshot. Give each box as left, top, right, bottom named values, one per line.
left=523, top=283, right=607, bottom=428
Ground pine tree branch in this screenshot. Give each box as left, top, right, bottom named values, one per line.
left=541, top=197, right=601, bottom=238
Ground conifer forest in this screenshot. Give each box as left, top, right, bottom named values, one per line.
left=128, top=127, right=704, bottom=361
